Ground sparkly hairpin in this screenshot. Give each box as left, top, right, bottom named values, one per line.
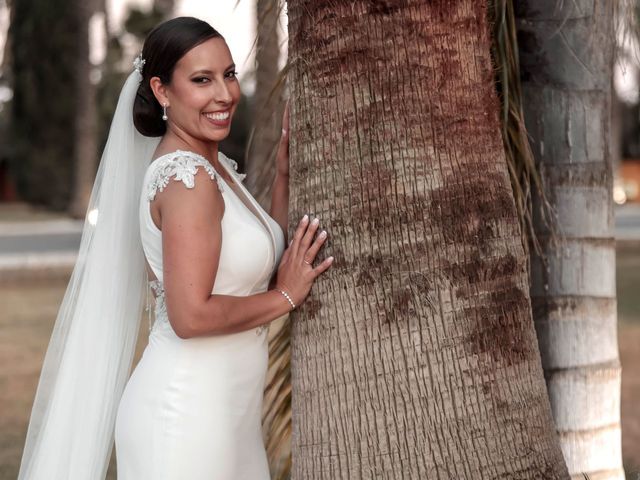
left=133, top=53, right=146, bottom=75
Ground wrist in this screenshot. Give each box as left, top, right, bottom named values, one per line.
left=274, top=287, right=296, bottom=311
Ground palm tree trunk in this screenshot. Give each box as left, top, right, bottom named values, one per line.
left=516, top=1, right=623, bottom=478
left=69, top=0, right=98, bottom=218
left=246, top=0, right=284, bottom=209
left=286, top=1, right=570, bottom=478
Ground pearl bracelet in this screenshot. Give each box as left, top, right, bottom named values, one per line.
left=276, top=289, right=296, bottom=310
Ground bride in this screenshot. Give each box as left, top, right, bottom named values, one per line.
left=18, top=16, right=333, bottom=480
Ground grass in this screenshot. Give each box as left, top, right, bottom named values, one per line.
left=0, top=278, right=149, bottom=479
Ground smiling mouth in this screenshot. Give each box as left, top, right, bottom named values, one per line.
left=203, top=111, right=230, bottom=121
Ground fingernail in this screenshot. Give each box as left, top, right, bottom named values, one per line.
left=327, top=256, right=334, bottom=262
left=311, top=217, right=319, bottom=225
left=282, top=128, right=287, bottom=135
left=302, top=214, right=308, bottom=222
left=319, top=230, right=327, bottom=238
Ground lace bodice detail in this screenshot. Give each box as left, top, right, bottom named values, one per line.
left=146, top=278, right=267, bottom=336
left=149, top=279, right=166, bottom=321
left=142, top=150, right=269, bottom=337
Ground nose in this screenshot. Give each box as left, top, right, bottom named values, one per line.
left=213, top=78, right=233, bottom=105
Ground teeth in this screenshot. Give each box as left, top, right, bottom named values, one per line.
left=204, top=111, right=229, bottom=121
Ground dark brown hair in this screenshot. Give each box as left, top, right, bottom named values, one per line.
left=133, top=17, right=222, bottom=137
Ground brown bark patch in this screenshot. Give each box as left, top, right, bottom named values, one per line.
left=444, top=251, right=519, bottom=286
left=368, top=0, right=407, bottom=15
left=391, top=286, right=414, bottom=315
left=463, top=285, right=534, bottom=366
left=301, top=297, right=323, bottom=319
left=427, top=173, right=515, bottom=248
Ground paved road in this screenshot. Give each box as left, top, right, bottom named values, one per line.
left=0, top=220, right=83, bottom=272
left=615, top=204, right=640, bottom=240
left=1, top=205, right=639, bottom=272
left=0, top=231, right=81, bottom=253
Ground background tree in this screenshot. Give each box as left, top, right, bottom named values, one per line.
left=246, top=0, right=285, bottom=209
left=516, top=1, right=624, bottom=477
left=9, top=0, right=78, bottom=210
left=69, top=0, right=98, bottom=218
left=154, top=0, right=175, bottom=20
left=0, top=0, right=13, bottom=201
left=284, top=0, right=569, bottom=477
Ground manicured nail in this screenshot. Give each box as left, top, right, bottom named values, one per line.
left=311, top=217, right=319, bottom=226
left=327, top=256, right=334, bottom=263
left=282, top=128, right=287, bottom=135
left=302, top=214, right=308, bottom=222
left=319, top=230, right=327, bottom=238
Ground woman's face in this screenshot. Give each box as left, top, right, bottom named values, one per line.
left=155, top=37, right=241, bottom=143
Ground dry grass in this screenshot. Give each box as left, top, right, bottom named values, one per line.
left=0, top=277, right=149, bottom=479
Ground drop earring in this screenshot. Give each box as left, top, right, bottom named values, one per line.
left=162, top=103, right=168, bottom=121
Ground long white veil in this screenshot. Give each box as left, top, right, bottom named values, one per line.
left=18, top=70, right=160, bottom=479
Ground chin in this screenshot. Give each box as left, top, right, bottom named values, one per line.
left=207, top=129, right=231, bottom=143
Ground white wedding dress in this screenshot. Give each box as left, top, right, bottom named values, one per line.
left=114, top=150, right=285, bottom=479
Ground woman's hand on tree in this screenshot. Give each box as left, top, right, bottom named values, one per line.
left=275, top=214, right=333, bottom=307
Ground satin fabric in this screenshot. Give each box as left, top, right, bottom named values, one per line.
left=114, top=150, right=285, bottom=480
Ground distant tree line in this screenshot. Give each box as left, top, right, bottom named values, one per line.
left=4, top=0, right=253, bottom=213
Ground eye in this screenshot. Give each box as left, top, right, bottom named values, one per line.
left=225, top=70, right=239, bottom=79
left=192, top=76, right=210, bottom=83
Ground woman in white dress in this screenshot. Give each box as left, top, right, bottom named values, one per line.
left=17, top=16, right=332, bottom=480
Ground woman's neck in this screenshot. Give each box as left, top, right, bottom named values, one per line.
left=157, top=130, right=221, bottom=169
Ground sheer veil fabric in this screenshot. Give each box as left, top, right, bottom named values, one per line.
left=18, top=70, right=161, bottom=479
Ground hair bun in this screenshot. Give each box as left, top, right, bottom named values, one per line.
left=133, top=82, right=166, bottom=137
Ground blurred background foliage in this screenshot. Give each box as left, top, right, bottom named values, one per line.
left=0, top=0, right=255, bottom=213
left=7, top=0, right=78, bottom=209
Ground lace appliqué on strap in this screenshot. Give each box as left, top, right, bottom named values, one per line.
left=147, top=152, right=224, bottom=201
left=147, top=278, right=267, bottom=336
left=221, top=155, right=247, bottom=183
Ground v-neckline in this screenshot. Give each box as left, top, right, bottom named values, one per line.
left=168, top=149, right=278, bottom=268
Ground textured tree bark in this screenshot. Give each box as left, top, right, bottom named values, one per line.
left=516, top=2, right=623, bottom=478
left=246, top=0, right=284, bottom=209
left=69, top=0, right=98, bottom=218
left=287, top=1, right=570, bottom=478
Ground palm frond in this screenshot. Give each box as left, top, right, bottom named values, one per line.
left=488, top=0, right=559, bottom=268
left=263, top=315, right=292, bottom=480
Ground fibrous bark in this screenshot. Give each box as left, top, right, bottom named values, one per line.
left=287, top=1, right=570, bottom=478
left=516, top=1, right=623, bottom=478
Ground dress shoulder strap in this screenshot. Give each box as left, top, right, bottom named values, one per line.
left=146, top=150, right=224, bottom=201
left=218, top=151, right=247, bottom=183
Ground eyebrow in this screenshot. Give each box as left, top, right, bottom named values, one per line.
left=191, top=64, right=236, bottom=75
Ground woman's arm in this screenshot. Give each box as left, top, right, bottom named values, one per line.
left=157, top=165, right=331, bottom=339
left=269, top=103, right=290, bottom=242
left=187, top=213, right=330, bottom=338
